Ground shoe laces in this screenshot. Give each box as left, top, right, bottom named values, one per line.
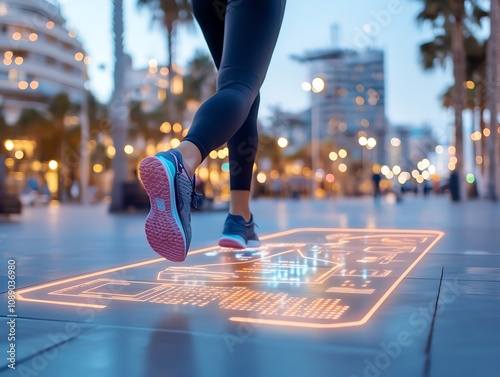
left=190, top=175, right=203, bottom=209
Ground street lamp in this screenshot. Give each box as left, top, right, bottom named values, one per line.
left=358, top=136, right=377, bottom=184
left=302, top=77, right=325, bottom=197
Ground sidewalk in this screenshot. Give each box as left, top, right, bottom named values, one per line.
left=0, top=196, right=499, bottom=377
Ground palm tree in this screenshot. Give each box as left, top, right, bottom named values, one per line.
left=417, top=0, right=487, bottom=201
left=487, top=0, right=500, bottom=200
left=137, top=0, right=193, bottom=92
left=48, top=93, right=72, bottom=201
left=109, top=0, right=131, bottom=212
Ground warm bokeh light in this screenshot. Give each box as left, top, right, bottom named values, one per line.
left=392, top=165, right=401, bottom=175
left=355, top=96, right=365, bottom=106
left=398, top=174, right=407, bottom=185
left=48, top=160, right=58, bottom=170
left=149, top=59, right=158, bottom=68
left=338, top=163, right=347, bottom=172
left=358, top=136, right=367, bottom=146
left=74, top=52, right=84, bottom=61
left=14, top=56, right=23, bottom=65
left=14, top=150, right=24, bottom=159
left=29, top=161, right=40, bottom=171
left=106, top=146, right=116, bottom=158
left=367, top=137, right=377, bottom=149
left=465, top=80, right=475, bottom=89
left=483, top=128, right=491, bottom=137
left=4, top=51, right=12, bottom=59
left=471, top=131, right=482, bottom=141
left=170, top=138, right=180, bottom=148
left=412, top=169, right=419, bottom=178
left=124, top=145, right=134, bottom=155
left=28, top=33, right=38, bottom=41
left=450, top=156, right=458, bottom=164
left=381, top=165, right=390, bottom=175
left=172, top=75, right=183, bottom=95
left=217, top=149, right=227, bottom=159
left=448, top=146, right=456, bottom=155
left=173, top=122, right=182, bottom=133
left=4, top=139, right=14, bottom=151
left=390, top=138, right=401, bottom=147
left=18, top=81, right=28, bottom=90
left=30, top=81, right=39, bottom=89
left=256, top=172, right=267, bottom=183
left=326, top=173, right=335, bottom=183
left=46, top=21, right=55, bottom=29
left=12, top=32, right=21, bottom=40
left=160, top=67, right=169, bottom=76
left=160, top=122, right=171, bottom=133
left=476, top=156, right=483, bottom=165
left=301, top=82, right=312, bottom=92
left=329, top=151, right=338, bottom=161
left=209, top=150, right=218, bottom=159
left=93, top=164, right=104, bottom=173
left=448, top=162, right=456, bottom=171
left=311, top=77, right=325, bottom=93
left=338, top=149, right=347, bottom=158
left=277, top=137, right=288, bottom=148
left=435, top=145, right=443, bottom=154
left=5, top=158, right=14, bottom=168
left=428, top=165, right=436, bottom=175
left=3, top=58, right=11, bottom=65
left=68, top=30, right=77, bottom=38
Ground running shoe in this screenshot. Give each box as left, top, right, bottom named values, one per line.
left=218, top=214, right=261, bottom=249
left=139, top=149, right=200, bottom=262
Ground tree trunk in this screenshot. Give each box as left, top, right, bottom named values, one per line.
left=486, top=0, right=500, bottom=201
left=57, top=118, right=66, bottom=202
left=109, top=0, right=130, bottom=212
left=167, top=25, right=174, bottom=95
left=451, top=9, right=466, bottom=201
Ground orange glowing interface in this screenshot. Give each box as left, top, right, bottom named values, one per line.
left=17, top=229, right=443, bottom=329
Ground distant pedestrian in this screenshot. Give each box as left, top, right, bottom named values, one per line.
left=139, top=0, right=287, bottom=261
left=372, top=172, right=381, bottom=198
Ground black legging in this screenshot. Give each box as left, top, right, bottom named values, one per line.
left=185, top=0, right=286, bottom=191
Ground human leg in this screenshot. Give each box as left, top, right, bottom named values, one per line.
left=183, top=0, right=286, bottom=164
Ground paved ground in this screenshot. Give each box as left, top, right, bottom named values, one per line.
left=0, top=195, right=499, bottom=377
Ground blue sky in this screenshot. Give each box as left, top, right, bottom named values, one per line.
left=59, top=0, right=456, bottom=139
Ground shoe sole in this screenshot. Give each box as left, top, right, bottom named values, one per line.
left=218, top=235, right=261, bottom=249
left=139, top=156, right=187, bottom=262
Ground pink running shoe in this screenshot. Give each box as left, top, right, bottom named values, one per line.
left=139, top=150, right=200, bottom=262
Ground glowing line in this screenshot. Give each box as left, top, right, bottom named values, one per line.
left=15, top=295, right=106, bottom=309
left=17, top=228, right=444, bottom=317
left=230, top=230, right=444, bottom=328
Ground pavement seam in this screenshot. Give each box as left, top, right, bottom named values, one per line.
left=0, top=326, right=96, bottom=372
left=423, top=266, right=444, bottom=377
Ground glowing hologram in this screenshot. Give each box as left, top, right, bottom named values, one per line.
left=17, top=228, right=443, bottom=329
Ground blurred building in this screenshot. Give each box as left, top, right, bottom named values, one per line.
left=295, top=47, right=387, bottom=166
left=389, top=125, right=438, bottom=172
left=0, top=0, right=88, bottom=124
left=267, top=108, right=311, bottom=156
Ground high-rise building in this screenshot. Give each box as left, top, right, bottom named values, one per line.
left=296, top=47, right=387, bottom=166
left=0, top=0, right=88, bottom=124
